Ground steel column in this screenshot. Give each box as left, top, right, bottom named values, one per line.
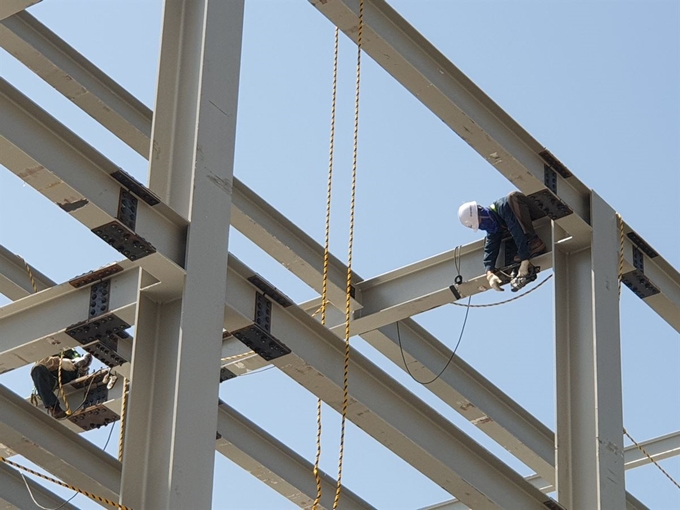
left=554, top=193, right=625, bottom=509
left=120, top=0, right=244, bottom=507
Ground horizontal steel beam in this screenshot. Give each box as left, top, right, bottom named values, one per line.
left=0, top=0, right=39, bottom=21
left=0, top=14, right=358, bottom=310
left=0, top=77, right=187, bottom=289
left=0, top=10, right=151, bottom=156
left=223, top=256, right=557, bottom=509
left=0, top=244, right=54, bottom=300
left=316, top=223, right=553, bottom=335
left=621, top=223, right=680, bottom=333
left=0, top=460, right=78, bottom=510
left=0, top=265, right=139, bottom=375
left=216, top=401, right=373, bottom=510
left=0, top=384, right=121, bottom=502
left=308, top=0, right=592, bottom=240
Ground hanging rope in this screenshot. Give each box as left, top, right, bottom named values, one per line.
left=333, top=2, right=364, bottom=508
left=312, top=24, right=340, bottom=510
left=118, top=378, right=130, bottom=462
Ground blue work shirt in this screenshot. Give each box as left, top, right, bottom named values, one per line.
left=482, top=196, right=530, bottom=271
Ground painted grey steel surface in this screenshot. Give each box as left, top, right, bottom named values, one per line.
left=0, top=384, right=121, bottom=502
left=216, top=401, right=374, bottom=510
left=0, top=460, right=78, bottom=510
left=0, top=244, right=54, bottom=299
left=119, top=1, right=244, bottom=508
left=553, top=193, right=626, bottom=508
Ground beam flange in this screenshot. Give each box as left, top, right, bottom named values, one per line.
left=223, top=256, right=558, bottom=509
left=0, top=0, right=39, bottom=20
left=0, top=384, right=121, bottom=502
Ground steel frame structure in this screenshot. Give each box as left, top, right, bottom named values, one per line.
left=0, top=0, right=678, bottom=509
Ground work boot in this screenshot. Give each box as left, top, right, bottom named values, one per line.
left=48, top=403, right=67, bottom=420
left=514, top=236, right=546, bottom=262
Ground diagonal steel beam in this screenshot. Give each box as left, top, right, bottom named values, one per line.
left=0, top=460, right=78, bottom=510
left=216, top=400, right=373, bottom=510
left=223, top=256, right=560, bottom=509
left=0, top=12, right=358, bottom=310
left=0, top=245, right=54, bottom=300
left=0, top=384, right=121, bottom=502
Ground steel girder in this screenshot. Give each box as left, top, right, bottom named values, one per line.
left=305, top=0, right=680, bottom=335
left=0, top=460, right=78, bottom=510
left=0, top=10, right=359, bottom=312
left=0, top=384, right=121, bottom=502
left=0, top=244, right=54, bottom=299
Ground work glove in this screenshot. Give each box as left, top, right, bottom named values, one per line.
left=60, top=359, right=76, bottom=371
left=486, top=272, right=504, bottom=292
left=519, top=260, right=531, bottom=277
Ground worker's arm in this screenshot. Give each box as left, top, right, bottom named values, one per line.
left=483, top=232, right=502, bottom=272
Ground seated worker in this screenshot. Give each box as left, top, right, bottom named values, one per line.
left=31, top=349, right=92, bottom=419
left=458, top=191, right=546, bottom=292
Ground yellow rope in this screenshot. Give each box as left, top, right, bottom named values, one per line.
left=220, top=350, right=255, bottom=363
left=20, top=256, right=37, bottom=293
left=333, top=2, right=364, bottom=507
left=624, top=428, right=680, bottom=491
left=57, top=351, right=72, bottom=417
left=0, top=456, right=132, bottom=509
left=118, top=378, right=129, bottom=462
left=312, top=24, right=340, bottom=510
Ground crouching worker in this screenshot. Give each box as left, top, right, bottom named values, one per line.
left=458, top=191, right=546, bottom=292
left=31, top=349, right=92, bottom=419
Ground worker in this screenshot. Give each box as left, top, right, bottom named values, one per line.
left=458, top=191, right=546, bottom=292
left=31, top=349, right=92, bottom=419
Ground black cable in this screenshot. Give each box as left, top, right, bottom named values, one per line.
left=396, top=295, right=471, bottom=385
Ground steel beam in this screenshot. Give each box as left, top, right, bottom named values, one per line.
left=0, top=265, right=139, bottom=375
left=223, top=257, right=558, bottom=509
left=427, top=430, right=678, bottom=509
left=0, top=13, right=358, bottom=310
left=554, top=193, right=626, bottom=509
left=307, top=0, right=591, bottom=239
left=0, top=0, right=39, bottom=21
left=0, top=11, right=151, bottom=156
left=0, top=460, right=78, bottom=510
left=119, top=1, right=244, bottom=508
left=0, top=384, right=120, bottom=502
left=621, top=223, right=680, bottom=333
left=0, top=78, right=187, bottom=289
left=0, top=245, right=54, bottom=300
left=216, top=400, right=373, bottom=510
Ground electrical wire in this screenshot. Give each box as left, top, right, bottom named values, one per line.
left=396, top=296, right=471, bottom=385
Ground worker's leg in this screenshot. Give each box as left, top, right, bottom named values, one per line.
left=508, top=192, right=546, bottom=259
left=507, top=191, right=537, bottom=235
left=30, top=365, right=58, bottom=409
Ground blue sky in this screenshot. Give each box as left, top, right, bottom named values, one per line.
left=0, top=0, right=678, bottom=508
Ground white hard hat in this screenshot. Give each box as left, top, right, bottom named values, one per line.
left=458, top=201, right=479, bottom=231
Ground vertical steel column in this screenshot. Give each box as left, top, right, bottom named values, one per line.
left=119, top=0, right=244, bottom=508
left=554, top=192, right=625, bottom=509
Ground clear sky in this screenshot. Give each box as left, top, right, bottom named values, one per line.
left=0, top=0, right=678, bottom=508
